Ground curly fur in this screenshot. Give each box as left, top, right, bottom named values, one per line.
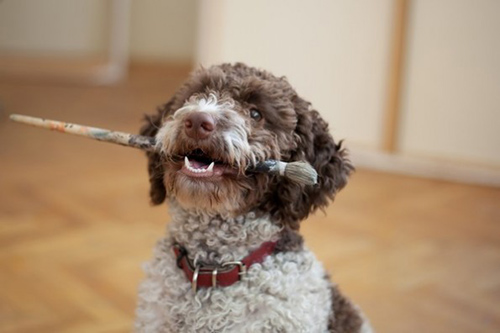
left=136, top=236, right=331, bottom=332
left=136, top=63, right=371, bottom=332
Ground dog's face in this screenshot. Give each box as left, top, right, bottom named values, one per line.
left=141, top=63, right=352, bottom=228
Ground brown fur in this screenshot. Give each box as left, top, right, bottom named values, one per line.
left=328, top=284, right=364, bottom=333
left=140, top=104, right=170, bottom=205
left=274, top=226, right=304, bottom=253
left=140, top=63, right=353, bottom=226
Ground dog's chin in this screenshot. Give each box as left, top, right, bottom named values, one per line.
left=164, top=161, right=251, bottom=214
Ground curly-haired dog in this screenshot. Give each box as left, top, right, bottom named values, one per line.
left=135, top=63, right=372, bottom=332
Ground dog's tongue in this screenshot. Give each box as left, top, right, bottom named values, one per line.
left=189, top=159, right=210, bottom=169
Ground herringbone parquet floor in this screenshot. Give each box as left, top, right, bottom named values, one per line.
left=1, top=64, right=499, bottom=332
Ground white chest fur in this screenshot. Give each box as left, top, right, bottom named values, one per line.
left=135, top=205, right=332, bottom=333
left=135, top=239, right=332, bottom=333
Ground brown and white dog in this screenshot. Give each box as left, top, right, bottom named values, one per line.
left=135, top=63, right=372, bottom=332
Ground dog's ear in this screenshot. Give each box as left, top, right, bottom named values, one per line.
left=268, top=98, right=354, bottom=229
left=140, top=101, right=174, bottom=205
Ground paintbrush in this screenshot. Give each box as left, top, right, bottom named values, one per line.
left=9, top=114, right=318, bottom=185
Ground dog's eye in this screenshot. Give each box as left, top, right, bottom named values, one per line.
left=250, top=109, right=262, bottom=121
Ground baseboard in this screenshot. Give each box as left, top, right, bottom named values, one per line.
left=349, top=147, right=500, bottom=187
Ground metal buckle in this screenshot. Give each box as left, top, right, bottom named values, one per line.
left=221, top=261, right=247, bottom=276
left=212, top=267, right=218, bottom=288
left=191, top=261, right=246, bottom=293
left=192, top=265, right=200, bottom=293
left=192, top=266, right=219, bottom=292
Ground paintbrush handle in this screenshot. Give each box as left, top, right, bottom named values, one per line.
left=10, top=114, right=317, bottom=185
left=9, top=114, right=156, bottom=152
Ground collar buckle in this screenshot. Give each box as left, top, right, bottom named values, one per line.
left=221, top=261, right=247, bottom=276
left=191, top=261, right=246, bottom=293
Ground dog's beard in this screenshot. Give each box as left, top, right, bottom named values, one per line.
left=157, top=134, right=279, bottom=214
left=163, top=160, right=256, bottom=214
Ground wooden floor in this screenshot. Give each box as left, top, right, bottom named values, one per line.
left=1, top=64, right=499, bottom=333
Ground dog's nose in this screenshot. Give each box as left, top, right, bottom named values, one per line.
left=184, top=112, right=215, bottom=140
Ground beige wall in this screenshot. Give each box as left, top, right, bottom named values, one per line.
left=1, top=0, right=499, bottom=177
left=196, top=0, right=500, bottom=172
left=400, top=0, right=500, bottom=165
left=0, top=0, right=108, bottom=56
left=196, top=0, right=394, bottom=150
left=0, top=0, right=197, bottom=61
left=129, top=0, right=197, bottom=62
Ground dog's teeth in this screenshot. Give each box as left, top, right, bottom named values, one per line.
left=183, top=156, right=215, bottom=174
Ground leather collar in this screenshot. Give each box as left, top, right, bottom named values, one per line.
left=173, top=241, right=277, bottom=292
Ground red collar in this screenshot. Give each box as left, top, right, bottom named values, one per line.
left=173, top=241, right=277, bottom=292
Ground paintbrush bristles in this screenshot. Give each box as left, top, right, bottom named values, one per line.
left=251, top=160, right=318, bottom=186
left=283, top=161, right=318, bottom=186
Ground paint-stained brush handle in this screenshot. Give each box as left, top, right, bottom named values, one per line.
left=9, top=114, right=156, bottom=152
left=10, top=114, right=318, bottom=186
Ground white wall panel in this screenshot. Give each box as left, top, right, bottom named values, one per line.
left=400, top=0, right=500, bottom=166
left=0, top=0, right=107, bottom=56
left=196, top=0, right=393, bottom=148
left=0, top=0, right=197, bottom=62
left=129, top=0, right=197, bottom=62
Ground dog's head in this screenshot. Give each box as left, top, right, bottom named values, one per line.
left=141, top=63, right=353, bottom=229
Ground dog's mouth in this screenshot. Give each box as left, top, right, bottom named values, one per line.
left=179, top=148, right=238, bottom=179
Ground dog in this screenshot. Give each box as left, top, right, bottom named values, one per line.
left=135, top=63, right=372, bottom=332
